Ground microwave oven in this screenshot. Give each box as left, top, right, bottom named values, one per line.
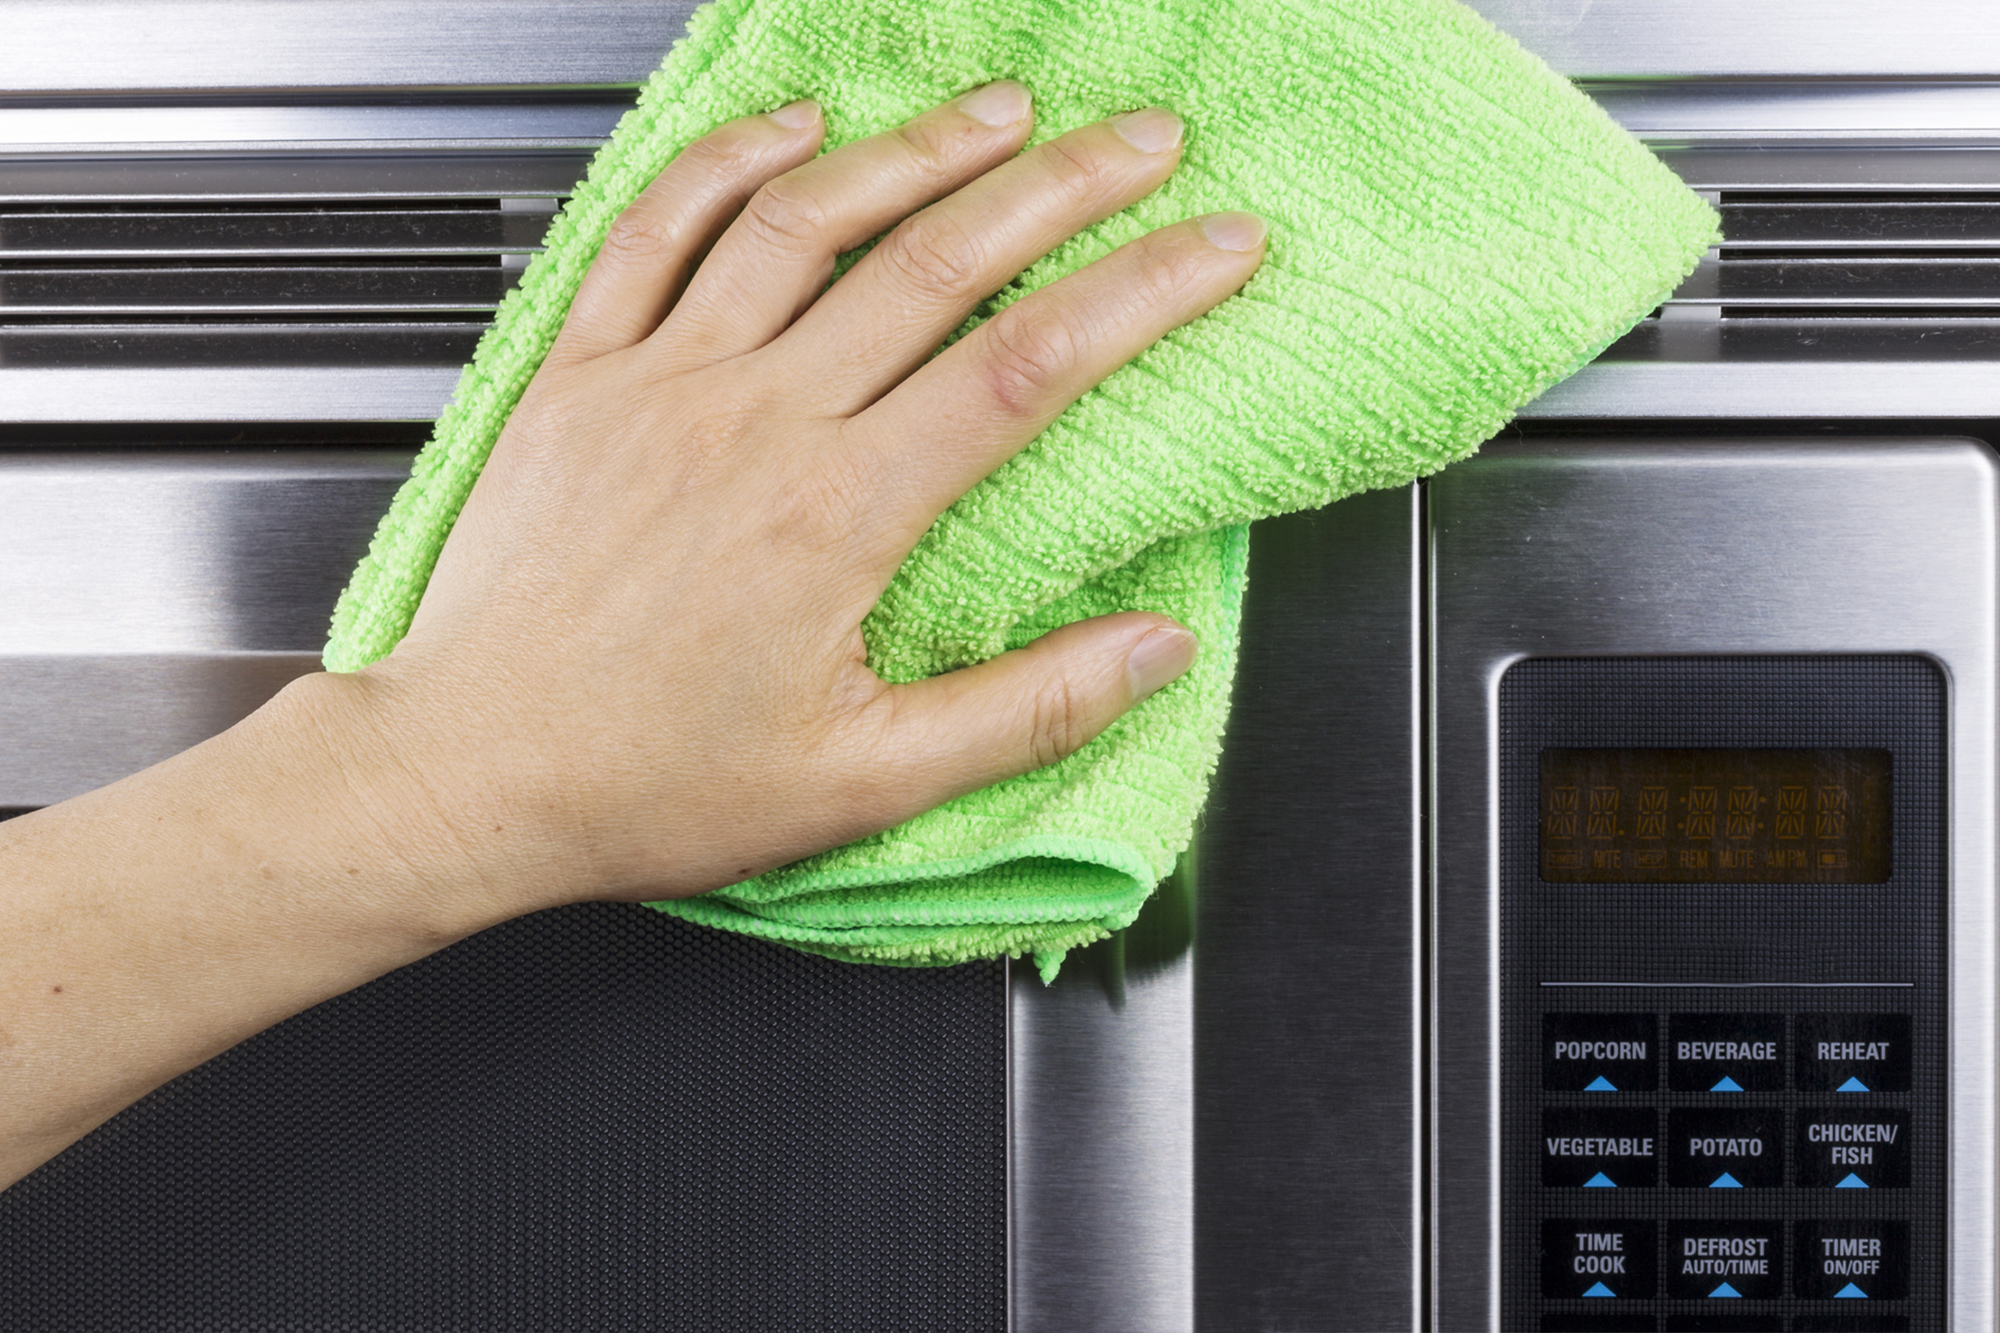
left=2, top=3, right=1996, bottom=1329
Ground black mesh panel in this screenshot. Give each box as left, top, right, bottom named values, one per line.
left=0, top=903, right=1008, bottom=1330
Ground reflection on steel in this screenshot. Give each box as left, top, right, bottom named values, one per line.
left=0, top=450, right=410, bottom=805
left=0, top=0, right=697, bottom=92
left=1010, top=922, right=1193, bottom=1333
left=1194, top=489, right=1425, bottom=1330
left=1469, top=0, right=2000, bottom=78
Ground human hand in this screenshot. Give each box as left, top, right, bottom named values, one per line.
left=312, top=81, right=1267, bottom=915
left=0, top=83, right=1265, bottom=1187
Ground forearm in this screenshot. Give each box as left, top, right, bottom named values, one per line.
left=0, top=673, right=534, bottom=1190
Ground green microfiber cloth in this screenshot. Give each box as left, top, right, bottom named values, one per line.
left=325, top=0, right=1717, bottom=980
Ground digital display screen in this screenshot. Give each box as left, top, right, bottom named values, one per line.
left=1539, top=748, right=1891, bottom=884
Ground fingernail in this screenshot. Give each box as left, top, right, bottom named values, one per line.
left=1126, top=626, right=1198, bottom=701
left=1111, top=107, right=1184, bottom=154
left=959, top=80, right=1031, bottom=127
left=1199, top=211, right=1266, bottom=252
left=769, top=99, right=820, bottom=130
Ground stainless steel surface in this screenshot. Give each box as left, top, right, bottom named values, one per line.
left=1588, top=81, right=2000, bottom=145
left=1194, top=489, right=1425, bottom=1332
left=5, top=0, right=1991, bottom=88
left=1010, top=932, right=1193, bottom=1333
left=1659, top=147, right=2000, bottom=192
left=0, top=450, right=410, bottom=805
left=1468, top=0, right=2000, bottom=78
left=1428, top=438, right=1999, bottom=1330
left=0, top=368, right=463, bottom=422
left=0, top=103, right=627, bottom=154
left=1521, top=363, right=2000, bottom=419
left=0, top=1, right=695, bottom=93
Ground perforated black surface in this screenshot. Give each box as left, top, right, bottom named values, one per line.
left=0, top=903, right=1008, bottom=1330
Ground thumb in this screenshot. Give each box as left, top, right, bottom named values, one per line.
left=869, top=612, right=1199, bottom=806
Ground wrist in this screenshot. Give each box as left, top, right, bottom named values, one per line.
left=255, top=667, right=580, bottom=938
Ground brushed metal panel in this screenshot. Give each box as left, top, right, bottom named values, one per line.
left=0, top=1, right=696, bottom=93
left=0, top=654, right=320, bottom=807
left=1468, top=0, right=2000, bottom=78
left=0, top=103, right=626, bottom=153
left=0, top=367, right=461, bottom=421
left=1428, top=438, right=1998, bottom=1331
left=1520, top=363, right=2000, bottom=419
left=0, top=448, right=409, bottom=803
left=2, top=0, right=1990, bottom=89
left=1194, top=490, right=1423, bottom=1331
left=1010, top=931, right=1193, bottom=1333
left=1661, top=147, right=2000, bottom=192
left=1590, top=81, right=2000, bottom=144
left=0, top=449, right=410, bottom=655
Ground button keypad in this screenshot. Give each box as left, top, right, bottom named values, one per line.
left=1528, top=1011, right=1923, bottom=1326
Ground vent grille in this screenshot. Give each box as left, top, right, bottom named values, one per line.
left=0, top=195, right=560, bottom=368
left=1667, top=190, right=2000, bottom=318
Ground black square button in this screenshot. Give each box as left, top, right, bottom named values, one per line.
left=1543, top=1108, right=1658, bottom=1187
left=1545, top=1013, right=1658, bottom=1092
left=1667, top=1108, right=1782, bottom=1188
left=1665, top=1219, right=1781, bottom=1299
left=1797, top=1013, right=1912, bottom=1093
left=1795, top=1220, right=1909, bottom=1300
left=1542, top=1219, right=1656, bottom=1299
left=1797, top=1109, right=1911, bottom=1189
left=1669, top=1013, right=1783, bottom=1092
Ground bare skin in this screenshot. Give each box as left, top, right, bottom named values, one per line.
left=0, top=82, right=1264, bottom=1191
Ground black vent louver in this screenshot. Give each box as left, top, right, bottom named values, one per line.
left=1687, top=192, right=2000, bottom=317
left=0, top=195, right=561, bottom=369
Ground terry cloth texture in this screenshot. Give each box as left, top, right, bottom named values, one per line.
left=324, top=0, right=1717, bottom=980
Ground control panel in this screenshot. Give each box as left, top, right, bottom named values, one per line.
left=1500, top=657, right=1945, bottom=1333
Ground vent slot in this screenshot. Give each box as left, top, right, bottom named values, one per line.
left=1665, top=190, right=2000, bottom=320
left=0, top=195, right=561, bottom=368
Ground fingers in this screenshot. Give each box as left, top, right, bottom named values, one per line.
left=850, top=211, right=1266, bottom=561
left=769, top=108, right=1186, bottom=415
left=652, top=82, right=1036, bottom=369
left=550, top=102, right=827, bottom=364
left=855, top=613, right=1198, bottom=814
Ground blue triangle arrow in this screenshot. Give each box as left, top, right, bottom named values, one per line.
left=1583, top=1172, right=1617, bottom=1188
left=1708, top=1282, right=1742, bottom=1298
left=1584, top=1075, right=1617, bottom=1091
left=1839, top=1075, right=1871, bottom=1092
left=1836, top=1172, right=1870, bottom=1188
left=1710, top=1075, right=1744, bottom=1091
left=1710, top=1171, right=1743, bottom=1188
left=1582, top=1281, right=1616, bottom=1298
left=1835, top=1282, right=1869, bottom=1298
